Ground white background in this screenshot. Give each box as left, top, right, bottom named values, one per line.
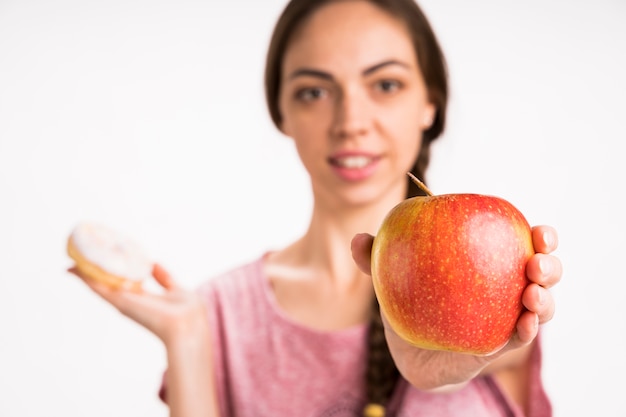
left=1, top=0, right=625, bottom=416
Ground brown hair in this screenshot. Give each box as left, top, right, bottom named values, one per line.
left=264, top=0, right=449, bottom=414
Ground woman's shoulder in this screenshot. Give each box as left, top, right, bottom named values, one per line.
left=197, top=253, right=269, bottom=297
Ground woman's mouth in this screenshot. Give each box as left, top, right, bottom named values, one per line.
left=328, top=153, right=381, bottom=181
left=331, top=155, right=374, bottom=168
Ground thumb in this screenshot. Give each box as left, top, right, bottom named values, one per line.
left=351, top=233, right=374, bottom=276
left=152, top=263, right=180, bottom=291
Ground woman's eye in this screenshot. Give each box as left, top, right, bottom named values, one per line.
left=375, top=80, right=401, bottom=93
left=296, top=87, right=326, bottom=102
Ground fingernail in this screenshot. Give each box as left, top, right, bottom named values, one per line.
left=542, top=230, right=555, bottom=250
left=539, top=256, right=553, bottom=277
left=537, top=286, right=545, bottom=305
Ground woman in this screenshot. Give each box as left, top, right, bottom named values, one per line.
left=72, top=0, right=562, bottom=416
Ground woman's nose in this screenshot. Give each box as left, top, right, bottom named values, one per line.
left=330, top=88, right=371, bottom=140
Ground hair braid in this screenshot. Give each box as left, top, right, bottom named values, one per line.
left=363, top=142, right=434, bottom=417
left=363, top=297, right=401, bottom=417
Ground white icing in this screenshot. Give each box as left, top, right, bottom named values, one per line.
left=71, top=222, right=153, bottom=282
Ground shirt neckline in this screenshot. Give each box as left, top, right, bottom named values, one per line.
left=255, top=252, right=369, bottom=339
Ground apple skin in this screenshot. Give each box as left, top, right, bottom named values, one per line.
left=371, top=194, right=534, bottom=355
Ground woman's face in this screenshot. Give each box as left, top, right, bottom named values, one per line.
left=278, top=0, right=435, bottom=209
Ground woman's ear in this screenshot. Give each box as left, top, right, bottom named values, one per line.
left=422, top=103, right=436, bottom=130
left=278, top=121, right=290, bottom=137
left=276, top=99, right=291, bottom=137
left=277, top=113, right=294, bottom=138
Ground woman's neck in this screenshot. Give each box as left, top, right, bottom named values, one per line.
left=264, top=186, right=406, bottom=331
left=294, top=185, right=404, bottom=284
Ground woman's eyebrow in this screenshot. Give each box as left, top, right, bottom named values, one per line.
left=287, top=68, right=334, bottom=81
left=363, top=60, right=410, bottom=75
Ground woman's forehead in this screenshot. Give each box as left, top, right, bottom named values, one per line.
left=282, top=1, right=417, bottom=75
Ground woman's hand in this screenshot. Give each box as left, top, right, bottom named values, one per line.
left=351, top=225, right=562, bottom=391
left=68, top=264, right=208, bottom=346
left=70, top=265, right=221, bottom=416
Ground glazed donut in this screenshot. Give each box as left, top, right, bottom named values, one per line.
left=67, top=222, right=153, bottom=291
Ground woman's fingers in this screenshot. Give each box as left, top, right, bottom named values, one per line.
left=68, top=266, right=115, bottom=296
left=522, top=225, right=560, bottom=328
left=152, top=263, right=179, bottom=291
left=531, top=225, right=558, bottom=254
left=510, top=310, right=540, bottom=349
left=67, top=266, right=131, bottom=307
left=528, top=226, right=562, bottom=288
left=526, top=253, right=562, bottom=288
left=522, top=282, right=555, bottom=325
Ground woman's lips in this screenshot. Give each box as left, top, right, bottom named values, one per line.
left=328, top=153, right=381, bottom=181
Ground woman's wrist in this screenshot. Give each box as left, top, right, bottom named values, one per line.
left=160, top=297, right=210, bottom=347
left=164, top=306, right=219, bottom=417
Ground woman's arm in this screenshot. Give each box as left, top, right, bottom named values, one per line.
left=164, top=303, right=220, bottom=417
left=69, top=264, right=220, bottom=417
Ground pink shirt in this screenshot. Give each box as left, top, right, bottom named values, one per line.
left=160, top=256, right=552, bottom=417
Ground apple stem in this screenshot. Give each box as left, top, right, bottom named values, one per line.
left=407, top=172, right=434, bottom=196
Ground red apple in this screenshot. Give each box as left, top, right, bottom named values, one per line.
left=371, top=175, right=534, bottom=355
